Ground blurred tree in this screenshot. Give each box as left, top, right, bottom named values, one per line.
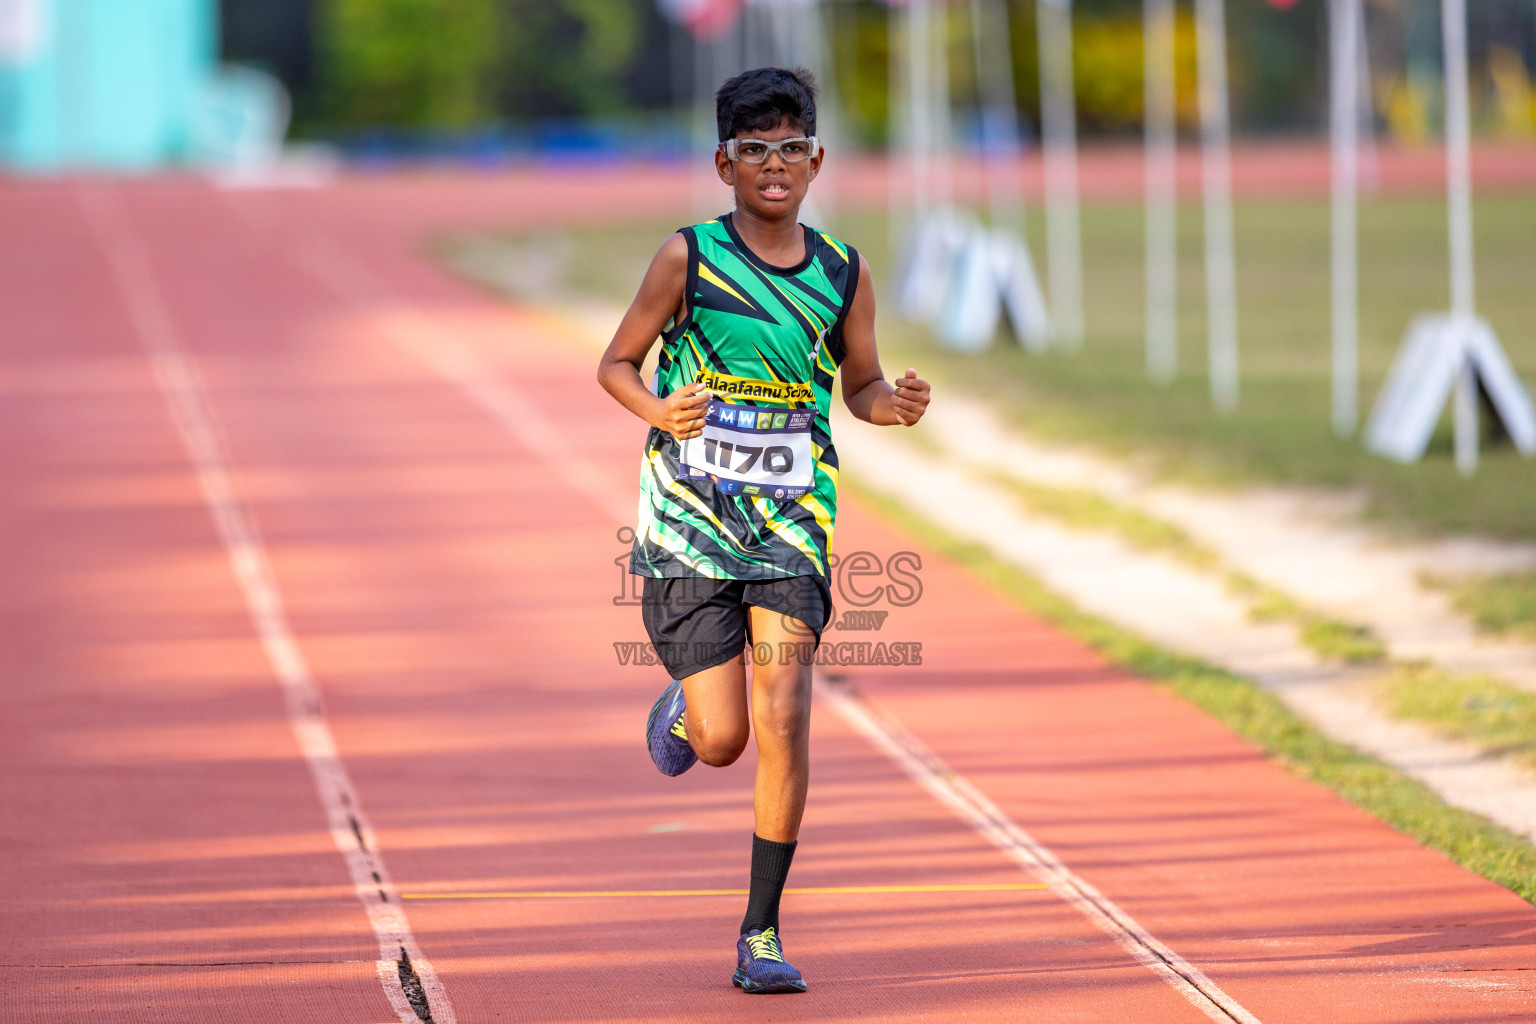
left=828, top=0, right=894, bottom=146
left=1062, top=0, right=1320, bottom=135
left=1072, top=17, right=1142, bottom=131
left=1487, top=44, right=1535, bottom=139
left=498, top=0, right=644, bottom=118
left=316, top=0, right=502, bottom=128
left=1225, top=0, right=1324, bottom=133
left=239, top=0, right=1536, bottom=140
left=308, top=0, right=673, bottom=128
left=997, top=1, right=1200, bottom=138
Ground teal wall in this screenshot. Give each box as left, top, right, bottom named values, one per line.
left=0, top=0, right=217, bottom=172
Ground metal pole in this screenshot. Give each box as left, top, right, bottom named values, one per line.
left=1330, top=0, right=1360, bottom=436
left=889, top=1, right=910, bottom=261
left=969, top=0, right=1025, bottom=234
left=743, top=5, right=763, bottom=68
left=908, top=0, right=932, bottom=228
left=1442, top=0, right=1478, bottom=475
left=693, top=31, right=718, bottom=219
left=1037, top=0, right=1084, bottom=348
left=768, top=2, right=793, bottom=64
left=799, top=0, right=839, bottom=228
left=932, top=0, right=954, bottom=212
left=1195, top=0, right=1239, bottom=411
left=1443, top=0, right=1474, bottom=320
left=1144, top=0, right=1177, bottom=383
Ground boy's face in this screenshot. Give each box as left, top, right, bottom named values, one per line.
left=715, top=118, right=822, bottom=221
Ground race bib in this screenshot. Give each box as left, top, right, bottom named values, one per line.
left=679, top=400, right=815, bottom=500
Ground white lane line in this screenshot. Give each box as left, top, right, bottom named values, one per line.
left=78, top=186, right=455, bottom=1024
left=254, top=212, right=1259, bottom=1022
left=818, top=677, right=1260, bottom=1024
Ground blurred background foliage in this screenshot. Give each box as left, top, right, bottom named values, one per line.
left=318, top=0, right=503, bottom=128
left=219, top=0, right=1536, bottom=145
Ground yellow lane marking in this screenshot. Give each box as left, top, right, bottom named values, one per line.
left=402, top=883, right=1048, bottom=900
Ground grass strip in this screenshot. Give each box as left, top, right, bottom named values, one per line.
left=851, top=479, right=1536, bottom=905
left=1433, top=570, right=1536, bottom=643
left=988, top=476, right=1219, bottom=571
left=1299, top=618, right=1389, bottom=665
left=1380, top=663, right=1536, bottom=767
left=986, top=474, right=1387, bottom=665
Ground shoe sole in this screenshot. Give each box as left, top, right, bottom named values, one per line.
left=732, top=968, right=807, bottom=994
left=644, top=681, right=696, bottom=777
left=644, top=684, right=672, bottom=751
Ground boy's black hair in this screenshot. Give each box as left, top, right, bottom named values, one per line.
left=716, top=67, right=818, bottom=142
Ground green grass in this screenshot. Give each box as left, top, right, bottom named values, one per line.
left=1235, top=574, right=1302, bottom=622
left=1438, top=570, right=1536, bottom=641
left=988, top=475, right=1387, bottom=664
left=849, top=478, right=1536, bottom=904
left=1381, top=662, right=1536, bottom=765
left=1299, top=618, right=1389, bottom=665
left=451, top=191, right=1536, bottom=540
left=990, top=476, right=1219, bottom=570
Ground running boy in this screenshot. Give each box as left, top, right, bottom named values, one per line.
left=597, top=66, right=930, bottom=994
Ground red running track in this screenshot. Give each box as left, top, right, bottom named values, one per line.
left=1, top=176, right=1533, bottom=1022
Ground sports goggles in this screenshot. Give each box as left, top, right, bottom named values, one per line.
left=719, top=136, right=821, bottom=164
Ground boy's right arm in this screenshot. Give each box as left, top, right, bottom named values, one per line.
left=596, top=233, right=710, bottom=441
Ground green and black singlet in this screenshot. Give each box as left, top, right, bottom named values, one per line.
left=630, top=213, right=860, bottom=581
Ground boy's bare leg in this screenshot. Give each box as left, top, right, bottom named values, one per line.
left=747, top=606, right=815, bottom=842
left=679, top=655, right=751, bottom=767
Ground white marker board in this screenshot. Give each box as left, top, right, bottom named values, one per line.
left=1365, top=314, right=1536, bottom=463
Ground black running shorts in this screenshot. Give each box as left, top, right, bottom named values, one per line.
left=639, top=575, right=833, bottom=681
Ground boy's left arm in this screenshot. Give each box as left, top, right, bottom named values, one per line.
left=839, top=255, right=931, bottom=426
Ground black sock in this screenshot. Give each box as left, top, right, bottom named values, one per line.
left=740, top=834, right=797, bottom=935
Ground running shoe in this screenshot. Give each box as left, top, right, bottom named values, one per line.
left=732, top=927, right=806, bottom=994
left=645, top=679, right=696, bottom=776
